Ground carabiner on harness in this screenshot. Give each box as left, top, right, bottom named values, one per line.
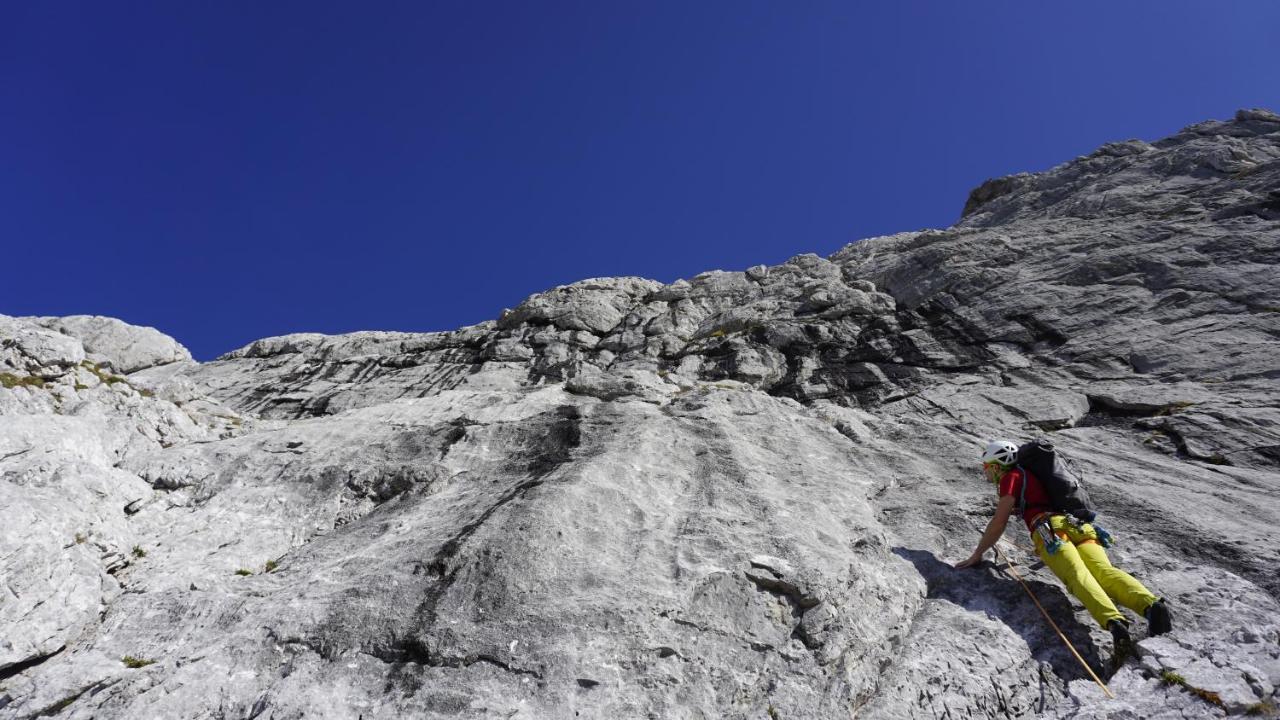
left=1034, top=516, right=1063, bottom=555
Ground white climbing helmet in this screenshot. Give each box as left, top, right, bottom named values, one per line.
left=981, top=439, right=1019, bottom=467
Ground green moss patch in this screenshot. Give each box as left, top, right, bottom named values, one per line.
left=1246, top=700, right=1278, bottom=717
left=1159, top=669, right=1225, bottom=709
left=0, top=372, right=46, bottom=389
left=81, top=361, right=127, bottom=386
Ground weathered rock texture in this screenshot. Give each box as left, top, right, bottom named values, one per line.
left=2, top=109, right=1279, bottom=719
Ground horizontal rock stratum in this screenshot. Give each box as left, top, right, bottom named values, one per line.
left=2, top=109, right=1279, bottom=719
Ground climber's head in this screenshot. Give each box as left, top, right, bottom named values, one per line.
left=981, top=439, right=1018, bottom=483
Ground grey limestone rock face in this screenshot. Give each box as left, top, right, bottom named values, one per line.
left=23, top=315, right=193, bottom=373
left=2, top=110, right=1279, bottom=718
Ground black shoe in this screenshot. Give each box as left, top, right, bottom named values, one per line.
left=1108, top=620, right=1135, bottom=668
left=1145, top=599, right=1172, bottom=636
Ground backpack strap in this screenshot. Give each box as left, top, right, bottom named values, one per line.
left=1015, top=464, right=1028, bottom=519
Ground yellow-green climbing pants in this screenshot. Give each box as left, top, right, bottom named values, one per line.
left=1032, top=514, right=1159, bottom=628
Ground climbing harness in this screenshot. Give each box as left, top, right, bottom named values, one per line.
left=991, top=542, right=1116, bottom=699
left=1030, top=513, right=1115, bottom=555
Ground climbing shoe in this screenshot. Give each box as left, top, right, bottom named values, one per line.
left=1108, top=620, right=1135, bottom=668
left=1145, top=599, right=1172, bottom=636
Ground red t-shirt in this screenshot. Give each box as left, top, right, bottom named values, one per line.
left=998, top=467, right=1053, bottom=531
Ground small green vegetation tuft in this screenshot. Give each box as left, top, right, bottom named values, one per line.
left=37, top=693, right=84, bottom=715
left=1247, top=700, right=1278, bottom=717
left=264, top=559, right=279, bottom=573
left=74, top=382, right=89, bottom=390
left=121, top=655, right=156, bottom=669
left=80, top=360, right=157, bottom=396
left=131, top=545, right=146, bottom=559
left=74, top=532, right=87, bottom=545
left=1189, top=687, right=1224, bottom=708
left=235, top=568, right=254, bottom=576
left=1154, top=400, right=1197, bottom=416
left=1160, top=669, right=1225, bottom=708
left=0, top=372, right=46, bottom=389
left=81, top=361, right=127, bottom=386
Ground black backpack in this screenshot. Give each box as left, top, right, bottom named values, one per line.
left=1016, top=438, right=1097, bottom=522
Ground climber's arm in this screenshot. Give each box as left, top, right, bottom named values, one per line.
left=954, top=494, right=1016, bottom=569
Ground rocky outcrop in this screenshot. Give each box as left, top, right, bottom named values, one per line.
left=2, top=110, right=1278, bottom=719
left=0, top=317, right=245, bottom=693
left=24, top=315, right=193, bottom=374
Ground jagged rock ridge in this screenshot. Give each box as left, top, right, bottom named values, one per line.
left=1, top=109, right=1278, bottom=719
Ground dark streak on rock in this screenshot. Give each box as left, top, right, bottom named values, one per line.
left=424, top=406, right=581, bottom=580
left=0, top=646, right=64, bottom=683
left=372, top=638, right=544, bottom=681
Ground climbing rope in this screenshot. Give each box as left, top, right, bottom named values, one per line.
left=991, top=542, right=1116, bottom=700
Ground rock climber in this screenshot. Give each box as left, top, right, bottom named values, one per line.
left=954, top=439, right=1172, bottom=663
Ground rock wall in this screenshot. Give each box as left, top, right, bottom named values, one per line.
left=2, top=109, right=1278, bottom=719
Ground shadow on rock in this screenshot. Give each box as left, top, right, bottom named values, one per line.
left=893, top=547, right=1110, bottom=684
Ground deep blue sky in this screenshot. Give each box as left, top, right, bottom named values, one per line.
left=3, top=3, right=1278, bottom=360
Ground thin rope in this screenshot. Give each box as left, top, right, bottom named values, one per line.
left=991, top=542, right=1116, bottom=700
